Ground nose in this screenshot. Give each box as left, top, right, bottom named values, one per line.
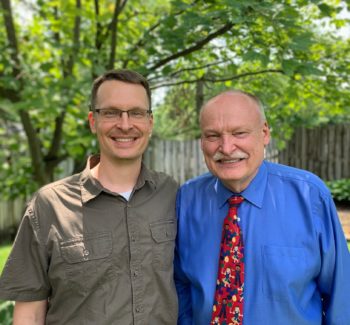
left=219, top=134, right=236, bottom=155
left=117, top=111, right=133, bottom=131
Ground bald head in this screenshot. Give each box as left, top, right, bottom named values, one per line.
left=200, top=90, right=266, bottom=127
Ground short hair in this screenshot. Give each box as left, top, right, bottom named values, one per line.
left=90, top=69, right=152, bottom=111
left=200, top=89, right=266, bottom=122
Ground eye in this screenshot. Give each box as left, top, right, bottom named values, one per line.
left=102, top=109, right=119, bottom=118
left=129, top=109, right=146, bottom=118
left=205, top=134, right=220, bottom=142
left=233, top=131, right=248, bottom=138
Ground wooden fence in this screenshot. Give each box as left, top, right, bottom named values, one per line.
left=278, top=124, right=350, bottom=181
left=0, top=124, right=349, bottom=236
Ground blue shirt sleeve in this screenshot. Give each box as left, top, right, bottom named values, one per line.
left=174, top=188, right=193, bottom=324
left=316, top=194, right=350, bottom=324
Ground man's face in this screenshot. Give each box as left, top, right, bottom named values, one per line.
left=88, top=80, right=153, bottom=163
left=200, top=93, right=270, bottom=193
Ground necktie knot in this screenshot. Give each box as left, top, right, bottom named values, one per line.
left=228, top=195, right=244, bottom=207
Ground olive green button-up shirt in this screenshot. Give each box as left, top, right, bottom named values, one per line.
left=0, top=156, right=178, bottom=324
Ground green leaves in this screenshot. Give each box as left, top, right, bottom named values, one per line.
left=0, top=0, right=349, bottom=197
left=0, top=301, right=14, bottom=325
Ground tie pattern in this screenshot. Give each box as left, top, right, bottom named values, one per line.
left=211, top=196, right=244, bottom=325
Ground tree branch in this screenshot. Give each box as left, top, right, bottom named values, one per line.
left=148, top=22, right=234, bottom=71
left=1, top=0, right=49, bottom=184
left=0, top=0, right=20, bottom=77
left=151, top=69, right=284, bottom=89
left=148, top=59, right=233, bottom=82
left=108, top=0, right=128, bottom=69
left=122, top=0, right=202, bottom=68
left=47, top=0, right=82, bottom=167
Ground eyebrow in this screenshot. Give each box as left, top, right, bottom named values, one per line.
left=97, top=106, right=147, bottom=111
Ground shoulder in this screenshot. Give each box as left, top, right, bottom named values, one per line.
left=264, top=161, right=331, bottom=197
left=32, top=172, right=82, bottom=204
left=146, top=168, right=179, bottom=191
left=179, top=172, right=215, bottom=195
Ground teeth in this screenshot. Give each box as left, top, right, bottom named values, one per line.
left=221, top=158, right=242, bottom=163
left=112, top=138, right=134, bottom=142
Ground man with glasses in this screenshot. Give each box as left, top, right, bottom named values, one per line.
left=0, top=69, right=178, bottom=324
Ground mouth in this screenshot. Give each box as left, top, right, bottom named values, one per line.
left=110, top=136, right=137, bottom=143
left=217, top=157, right=246, bottom=164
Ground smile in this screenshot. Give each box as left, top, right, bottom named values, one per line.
left=111, top=137, right=136, bottom=142
left=220, top=158, right=245, bottom=163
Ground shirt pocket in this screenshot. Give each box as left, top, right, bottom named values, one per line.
left=262, top=245, right=307, bottom=301
left=150, top=219, right=177, bottom=271
left=60, top=232, right=118, bottom=291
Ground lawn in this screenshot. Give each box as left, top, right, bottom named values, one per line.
left=0, top=244, right=12, bottom=275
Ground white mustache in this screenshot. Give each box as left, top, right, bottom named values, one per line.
left=213, top=151, right=248, bottom=162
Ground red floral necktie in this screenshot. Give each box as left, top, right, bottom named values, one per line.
left=211, top=196, right=244, bottom=325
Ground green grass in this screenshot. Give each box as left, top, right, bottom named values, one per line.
left=0, top=244, right=12, bottom=275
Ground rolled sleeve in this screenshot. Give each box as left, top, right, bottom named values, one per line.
left=0, top=206, right=50, bottom=301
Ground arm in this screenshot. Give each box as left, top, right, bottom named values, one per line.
left=174, top=248, right=193, bottom=325
left=174, top=189, right=193, bottom=324
left=13, top=300, right=47, bottom=325
left=317, top=195, right=350, bottom=324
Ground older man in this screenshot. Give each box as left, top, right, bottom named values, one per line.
left=0, top=69, right=178, bottom=325
left=175, top=90, right=350, bottom=324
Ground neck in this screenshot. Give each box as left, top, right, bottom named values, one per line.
left=91, top=156, right=142, bottom=193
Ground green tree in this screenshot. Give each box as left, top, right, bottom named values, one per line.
left=0, top=0, right=349, bottom=198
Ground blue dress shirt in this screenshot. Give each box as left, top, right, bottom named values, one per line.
left=175, top=161, right=350, bottom=325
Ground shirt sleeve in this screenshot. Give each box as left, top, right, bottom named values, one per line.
left=316, top=193, right=350, bottom=324
left=0, top=202, right=50, bottom=301
left=174, top=189, right=193, bottom=325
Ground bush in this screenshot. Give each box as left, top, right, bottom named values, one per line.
left=0, top=301, right=14, bottom=325
left=326, top=179, right=350, bottom=203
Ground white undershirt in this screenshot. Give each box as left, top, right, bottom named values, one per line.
left=119, top=190, right=132, bottom=201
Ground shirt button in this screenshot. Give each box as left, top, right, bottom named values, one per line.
left=135, top=306, right=143, bottom=313
left=83, top=249, right=90, bottom=256
left=131, top=235, right=136, bottom=242
left=133, top=270, right=139, bottom=277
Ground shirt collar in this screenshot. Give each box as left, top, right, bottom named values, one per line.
left=79, top=155, right=156, bottom=204
left=215, top=161, right=268, bottom=209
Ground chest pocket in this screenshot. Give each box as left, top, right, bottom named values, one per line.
left=60, top=232, right=118, bottom=291
left=262, top=245, right=308, bottom=302
left=150, top=219, right=177, bottom=271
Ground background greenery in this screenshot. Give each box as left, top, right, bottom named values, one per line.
left=0, top=0, right=349, bottom=199
left=326, top=179, right=350, bottom=203
left=0, top=245, right=13, bottom=325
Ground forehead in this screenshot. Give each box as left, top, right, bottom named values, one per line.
left=96, top=80, right=149, bottom=109
left=200, top=93, right=262, bottom=131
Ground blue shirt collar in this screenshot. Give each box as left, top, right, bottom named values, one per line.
left=215, top=161, right=267, bottom=209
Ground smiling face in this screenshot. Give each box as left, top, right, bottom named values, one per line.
left=88, top=80, right=153, bottom=164
left=200, top=92, right=270, bottom=193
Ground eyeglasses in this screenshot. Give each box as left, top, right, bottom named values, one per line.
left=94, top=108, right=152, bottom=122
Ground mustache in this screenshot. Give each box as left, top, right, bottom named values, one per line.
left=213, top=151, right=248, bottom=161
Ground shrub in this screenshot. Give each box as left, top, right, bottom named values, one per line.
left=326, top=179, right=350, bottom=203
left=0, top=301, right=14, bottom=325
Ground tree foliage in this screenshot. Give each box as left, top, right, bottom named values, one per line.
left=0, top=0, right=349, bottom=198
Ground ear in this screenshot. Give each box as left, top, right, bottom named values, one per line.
left=200, top=137, right=204, bottom=151
left=148, top=113, right=154, bottom=132
left=88, top=111, right=97, bottom=134
left=262, top=122, right=271, bottom=146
